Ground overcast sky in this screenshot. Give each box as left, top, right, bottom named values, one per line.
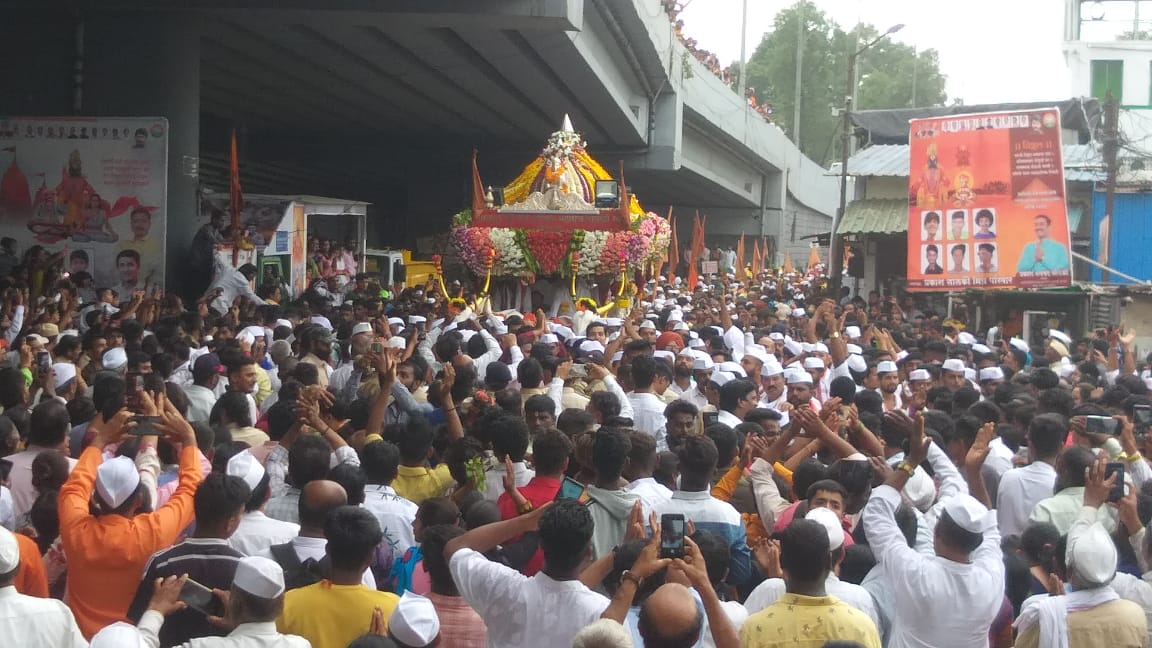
left=678, top=0, right=1071, bottom=105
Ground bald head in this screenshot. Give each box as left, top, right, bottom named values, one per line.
left=298, top=479, right=347, bottom=532
left=637, top=583, right=703, bottom=648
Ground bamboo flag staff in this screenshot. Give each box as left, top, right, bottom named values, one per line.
left=666, top=211, right=679, bottom=285
left=229, top=129, right=243, bottom=266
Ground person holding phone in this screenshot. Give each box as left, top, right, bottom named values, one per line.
left=1029, top=445, right=1118, bottom=535
left=58, top=395, right=203, bottom=639
left=656, top=435, right=751, bottom=589
left=125, top=472, right=251, bottom=645
left=134, top=557, right=310, bottom=648
left=1016, top=454, right=1147, bottom=648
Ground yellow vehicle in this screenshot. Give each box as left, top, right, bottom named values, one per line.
left=363, top=248, right=435, bottom=289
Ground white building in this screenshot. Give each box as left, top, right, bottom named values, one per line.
left=1064, top=0, right=1152, bottom=145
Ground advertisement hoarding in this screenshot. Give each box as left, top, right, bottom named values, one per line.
left=0, top=117, right=168, bottom=294
left=906, top=108, right=1072, bottom=291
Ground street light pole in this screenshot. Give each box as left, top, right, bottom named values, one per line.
left=828, top=24, right=903, bottom=295
left=792, top=1, right=806, bottom=148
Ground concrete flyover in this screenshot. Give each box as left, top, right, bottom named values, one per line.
left=0, top=0, right=837, bottom=267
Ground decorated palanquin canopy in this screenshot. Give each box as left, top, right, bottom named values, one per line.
left=451, top=116, right=669, bottom=278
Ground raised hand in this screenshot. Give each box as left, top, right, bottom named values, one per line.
left=965, top=422, right=996, bottom=471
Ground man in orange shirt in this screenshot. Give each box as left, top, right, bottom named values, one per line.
left=59, top=395, right=203, bottom=638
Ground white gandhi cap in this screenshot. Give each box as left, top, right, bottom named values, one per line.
left=96, top=455, right=141, bottom=508
left=979, top=367, right=1005, bottom=382
left=226, top=450, right=266, bottom=492
left=0, top=526, right=19, bottom=572
left=941, top=358, right=966, bottom=373
left=388, top=591, right=441, bottom=646
left=908, top=369, right=931, bottom=382
left=89, top=622, right=147, bottom=648
left=233, top=556, right=287, bottom=599
left=941, top=494, right=996, bottom=534
left=804, top=506, right=845, bottom=550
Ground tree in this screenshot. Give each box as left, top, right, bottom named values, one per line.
left=742, top=1, right=947, bottom=166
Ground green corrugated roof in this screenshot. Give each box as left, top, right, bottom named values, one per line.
left=837, top=199, right=908, bottom=234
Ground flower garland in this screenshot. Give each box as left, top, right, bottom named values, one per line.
left=575, top=230, right=609, bottom=275
left=488, top=228, right=530, bottom=276
left=525, top=230, right=571, bottom=275
left=449, top=212, right=672, bottom=278
left=450, top=226, right=494, bottom=275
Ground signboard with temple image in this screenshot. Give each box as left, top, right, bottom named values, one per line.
left=0, top=116, right=168, bottom=295
left=906, top=108, right=1071, bottom=292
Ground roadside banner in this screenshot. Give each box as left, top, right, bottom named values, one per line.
left=906, top=108, right=1072, bottom=291
left=0, top=117, right=168, bottom=294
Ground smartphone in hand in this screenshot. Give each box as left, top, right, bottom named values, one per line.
left=179, top=578, right=224, bottom=617
left=1106, top=463, right=1125, bottom=503
left=660, top=513, right=686, bottom=559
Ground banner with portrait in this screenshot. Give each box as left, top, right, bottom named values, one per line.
left=906, top=108, right=1072, bottom=291
left=0, top=117, right=168, bottom=295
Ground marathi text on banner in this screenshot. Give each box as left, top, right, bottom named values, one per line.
left=0, top=117, right=168, bottom=294
left=906, top=108, right=1072, bottom=292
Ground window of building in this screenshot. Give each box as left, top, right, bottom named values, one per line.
left=1090, top=60, right=1124, bottom=103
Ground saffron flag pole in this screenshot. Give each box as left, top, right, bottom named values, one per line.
left=736, top=232, right=746, bottom=279
left=686, top=211, right=701, bottom=290
left=666, top=210, right=679, bottom=286
left=229, top=128, right=243, bottom=266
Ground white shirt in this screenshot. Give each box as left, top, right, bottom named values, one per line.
left=208, top=256, right=266, bottom=314
left=450, top=548, right=609, bottom=648
left=864, top=485, right=1004, bottom=648
left=139, top=610, right=310, bottom=648
left=468, top=330, right=505, bottom=381
left=981, top=437, right=1015, bottom=503
left=756, top=392, right=791, bottom=428
left=483, top=462, right=534, bottom=503
left=677, top=386, right=709, bottom=411
left=0, top=586, right=86, bottom=648
left=228, top=511, right=300, bottom=556
left=256, top=536, right=375, bottom=588
left=627, top=392, right=669, bottom=451
left=184, top=383, right=218, bottom=423
left=168, top=362, right=193, bottom=388
left=0, top=487, right=12, bottom=530
left=996, top=461, right=1057, bottom=540
left=744, top=574, right=879, bottom=629
left=626, top=477, right=673, bottom=519
left=361, top=484, right=419, bottom=552
left=328, top=363, right=355, bottom=394
left=717, top=409, right=742, bottom=429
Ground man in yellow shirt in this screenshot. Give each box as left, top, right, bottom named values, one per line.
left=740, top=518, right=880, bottom=648
left=278, top=506, right=400, bottom=647
left=391, top=418, right=453, bottom=504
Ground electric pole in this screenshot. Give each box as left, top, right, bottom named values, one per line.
left=1102, top=90, right=1120, bottom=283
left=792, top=2, right=805, bottom=147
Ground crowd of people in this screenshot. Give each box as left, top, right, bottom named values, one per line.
left=664, top=1, right=735, bottom=87
left=1, top=237, right=1152, bottom=648
left=663, top=1, right=775, bottom=125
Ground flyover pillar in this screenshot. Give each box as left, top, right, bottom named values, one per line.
left=83, top=13, right=201, bottom=294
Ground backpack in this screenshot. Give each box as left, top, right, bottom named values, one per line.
left=269, top=542, right=331, bottom=591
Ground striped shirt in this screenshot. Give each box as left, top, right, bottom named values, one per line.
left=126, top=538, right=244, bottom=646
